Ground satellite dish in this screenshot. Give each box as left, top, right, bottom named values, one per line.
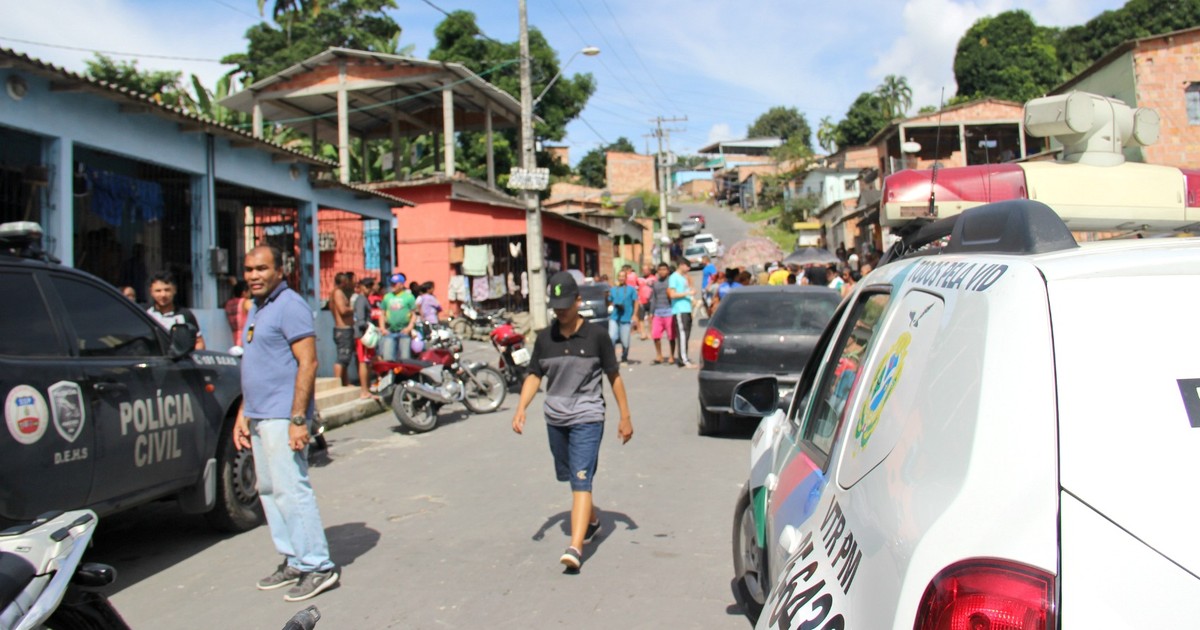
left=624, top=197, right=645, bottom=218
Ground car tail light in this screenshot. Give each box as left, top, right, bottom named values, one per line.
left=702, top=328, right=724, bottom=363
left=914, top=559, right=1055, bottom=630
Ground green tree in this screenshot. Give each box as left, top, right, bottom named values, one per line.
left=875, top=75, right=913, bottom=118
left=84, top=54, right=192, bottom=108
left=747, top=106, right=812, bottom=150
left=953, top=10, right=1062, bottom=102
left=816, top=116, right=838, bottom=153
left=835, top=92, right=892, bottom=147
left=222, top=0, right=401, bottom=82
left=1057, top=0, right=1200, bottom=76
left=576, top=137, right=636, bottom=189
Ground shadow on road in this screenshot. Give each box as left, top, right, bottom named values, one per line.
left=530, top=508, right=639, bottom=567
left=326, top=521, right=381, bottom=568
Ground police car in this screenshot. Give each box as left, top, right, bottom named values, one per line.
left=729, top=93, right=1200, bottom=629
left=0, top=222, right=260, bottom=532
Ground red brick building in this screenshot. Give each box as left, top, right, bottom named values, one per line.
left=1050, top=26, right=1200, bottom=168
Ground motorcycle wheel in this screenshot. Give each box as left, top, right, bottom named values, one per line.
left=462, top=366, right=507, bottom=414
left=391, top=386, right=438, bottom=432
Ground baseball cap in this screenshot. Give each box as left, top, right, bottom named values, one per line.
left=389, top=273, right=406, bottom=286
left=547, top=271, right=580, bottom=309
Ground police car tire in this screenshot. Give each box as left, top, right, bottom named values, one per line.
left=697, top=407, right=725, bottom=436
left=731, top=486, right=765, bottom=623
left=204, top=425, right=265, bottom=532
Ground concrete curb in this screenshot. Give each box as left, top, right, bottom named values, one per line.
left=320, top=396, right=388, bottom=430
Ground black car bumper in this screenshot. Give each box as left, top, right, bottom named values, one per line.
left=698, top=369, right=798, bottom=416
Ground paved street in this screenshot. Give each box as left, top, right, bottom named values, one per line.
left=89, top=316, right=758, bottom=629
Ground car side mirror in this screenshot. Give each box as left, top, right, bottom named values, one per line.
left=168, top=323, right=197, bottom=359
left=730, top=376, right=780, bottom=418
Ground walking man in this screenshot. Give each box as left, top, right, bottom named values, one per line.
left=648, top=263, right=675, bottom=364
left=608, top=268, right=637, bottom=363
left=329, top=271, right=355, bottom=386
left=668, top=261, right=696, bottom=368
left=233, top=245, right=339, bottom=602
left=512, top=271, right=633, bottom=572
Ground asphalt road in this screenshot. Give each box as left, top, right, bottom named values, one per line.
left=89, top=335, right=759, bottom=629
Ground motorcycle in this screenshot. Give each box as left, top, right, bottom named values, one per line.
left=489, top=319, right=530, bottom=390
left=372, top=324, right=507, bottom=432
left=449, top=302, right=507, bottom=341
left=0, top=509, right=130, bottom=630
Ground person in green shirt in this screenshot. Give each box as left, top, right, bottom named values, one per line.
left=381, top=273, right=416, bottom=360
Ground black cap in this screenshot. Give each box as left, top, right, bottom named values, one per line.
left=547, top=271, right=580, bottom=309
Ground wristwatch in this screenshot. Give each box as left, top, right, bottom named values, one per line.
left=290, top=415, right=307, bottom=427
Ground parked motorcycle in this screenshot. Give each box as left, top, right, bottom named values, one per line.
left=0, top=509, right=129, bottom=630
left=449, top=303, right=507, bottom=341
left=372, top=326, right=506, bottom=432
left=489, top=319, right=530, bottom=390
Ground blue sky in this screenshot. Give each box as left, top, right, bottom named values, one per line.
left=3, top=0, right=1127, bottom=162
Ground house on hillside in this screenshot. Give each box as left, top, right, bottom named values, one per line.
left=1049, top=25, right=1200, bottom=168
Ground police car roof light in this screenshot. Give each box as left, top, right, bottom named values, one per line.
left=882, top=200, right=1077, bottom=265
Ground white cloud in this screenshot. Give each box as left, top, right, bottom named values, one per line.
left=707, top=123, right=735, bottom=144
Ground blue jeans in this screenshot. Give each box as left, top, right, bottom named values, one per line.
left=546, top=421, right=604, bottom=492
left=381, top=332, right=411, bottom=362
left=608, top=320, right=631, bottom=360
left=250, top=418, right=334, bottom=572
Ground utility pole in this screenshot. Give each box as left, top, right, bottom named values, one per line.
left=518, top=0, right=547, bottom=331
left=651, top=116, right=686, bottom=264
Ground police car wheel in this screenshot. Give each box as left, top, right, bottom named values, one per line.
left=392, top=388, right=438, bottom=432
left=732, top=487, right=766, bottom=623
left=205, top=426, right=265, bottom=532
left=697, top=407, right=725, bottom=436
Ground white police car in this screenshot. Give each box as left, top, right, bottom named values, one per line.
left=731, top=197, right=1200, bottom=628
left=0, top=223, right=260, bottom=532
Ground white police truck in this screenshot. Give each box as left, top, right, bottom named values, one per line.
left=731, top=92, right=1200, bottom=629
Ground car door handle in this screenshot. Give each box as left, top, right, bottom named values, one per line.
left=92, top=381, right=127, bottom=394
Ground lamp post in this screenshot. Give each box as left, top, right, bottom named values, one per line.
left=519, top=0, right=598, bottom=330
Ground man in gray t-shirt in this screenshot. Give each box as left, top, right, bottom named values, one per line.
left=512, top=271, right=633, bottom=572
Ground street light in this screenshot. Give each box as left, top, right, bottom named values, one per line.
left=533, top=46, right=600, bottom=107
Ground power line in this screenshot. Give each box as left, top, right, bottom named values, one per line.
left=0, top=36, right=230, bottom=63
left=206, top=0, right=261, bottom=20
left=598, top=0, right=686, bottom=114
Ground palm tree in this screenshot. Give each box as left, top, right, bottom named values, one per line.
left=876, top=75, right=913, bottom=119
left=817, top=116, right=838, bottom=154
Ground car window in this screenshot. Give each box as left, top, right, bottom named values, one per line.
left=799, top=292, right=892, bottom=465
left=0, top=272, right=68, bottom=357
left=713, top=291, right=839, bottom=335
left=49, top=275, right=163, bottom=357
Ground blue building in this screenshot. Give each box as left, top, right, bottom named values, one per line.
left=0, top=47, right=408, bottom=349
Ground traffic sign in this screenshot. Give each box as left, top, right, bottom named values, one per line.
left=508, top=167, right=550, bottom=191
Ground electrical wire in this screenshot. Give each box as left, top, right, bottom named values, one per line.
left=0, top=36, right=229, bottom=63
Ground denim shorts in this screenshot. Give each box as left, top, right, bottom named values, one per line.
left=546, top=421, right=604, bottom=492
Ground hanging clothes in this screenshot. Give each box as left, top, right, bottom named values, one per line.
left=463, top=244, right=489, bottom=277
left=471, top=276, right=490, bottom=302
left=488, top=274, right=505, bottom=300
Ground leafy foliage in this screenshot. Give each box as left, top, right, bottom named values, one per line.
left=1056, top=0, right=1200, bottom=76
left=835, top=92, right=892, bottom=147
left=222, top=0, right=401, bottom=82
left=84, top=54, right=192, bottom=108
left=953, top=10, right=1062, bottom=103
left=747, top=106, right=812, bottom=150
left=576, top=137, right=636, bottom=189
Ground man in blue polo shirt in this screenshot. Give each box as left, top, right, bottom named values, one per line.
left=233, top=245, right=338, bottom=602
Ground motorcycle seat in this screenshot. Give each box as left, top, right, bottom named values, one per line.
left=0, top=551, right=36, bottom=610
